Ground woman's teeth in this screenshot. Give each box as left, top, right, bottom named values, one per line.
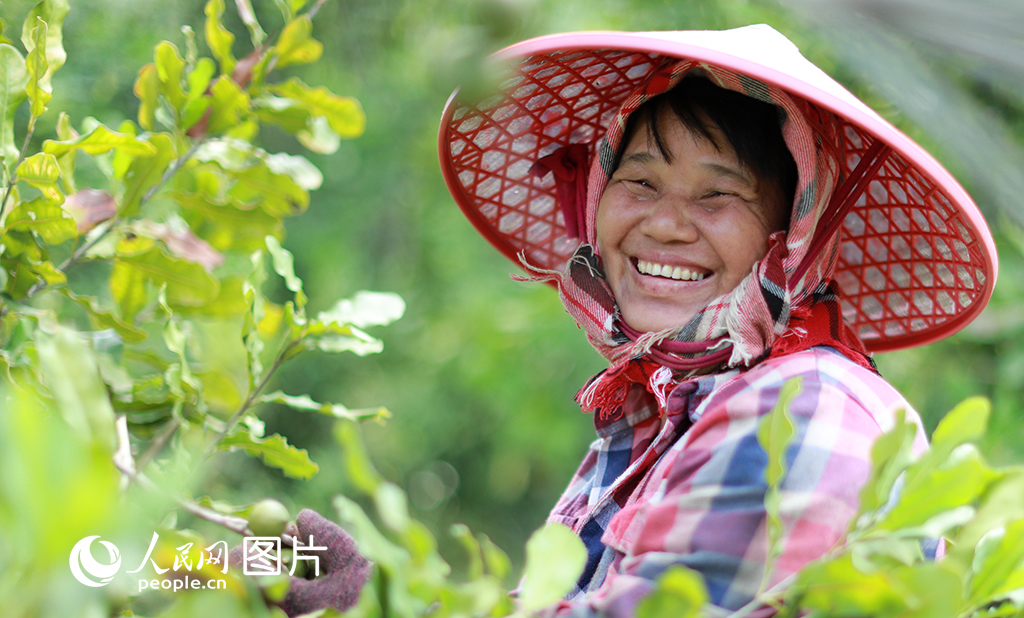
left=637, top=260, right=706, bottom=281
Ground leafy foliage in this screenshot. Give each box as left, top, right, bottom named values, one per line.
left=3, top=1, right=1024, bottom=618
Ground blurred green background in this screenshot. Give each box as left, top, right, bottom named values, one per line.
left=23, top=0, right=1024, bottom=571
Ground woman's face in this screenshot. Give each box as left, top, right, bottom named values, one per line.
left=596, top=109, right=790, bottom=333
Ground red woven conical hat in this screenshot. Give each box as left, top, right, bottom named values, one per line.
left=438, top=25, right=997, bottom=352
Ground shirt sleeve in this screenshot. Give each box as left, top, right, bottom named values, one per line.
left=544, top=352, right=919, bottom=618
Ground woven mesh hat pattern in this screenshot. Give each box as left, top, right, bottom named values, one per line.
left=438, top=26, right=998, bottom=352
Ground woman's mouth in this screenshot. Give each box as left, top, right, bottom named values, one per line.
left=636, top=259, right=708, bottom=281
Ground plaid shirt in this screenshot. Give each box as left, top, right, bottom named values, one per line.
left=543, top=346, right=929, bottom=617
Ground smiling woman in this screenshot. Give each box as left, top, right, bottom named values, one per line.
left=437, top=24, right=999, bottom=616
left=597, top=76, right=794, bottom=333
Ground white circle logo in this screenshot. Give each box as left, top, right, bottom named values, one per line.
left=69, top=536, right=121, bottom=587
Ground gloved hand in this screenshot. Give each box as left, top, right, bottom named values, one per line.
left=231, top=509, right=372, bottom=617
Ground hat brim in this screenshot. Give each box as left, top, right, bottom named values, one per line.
left=438, top=26, right=997, bottom=352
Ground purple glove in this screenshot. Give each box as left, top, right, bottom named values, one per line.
left=231, top=509, right=372, bottom=616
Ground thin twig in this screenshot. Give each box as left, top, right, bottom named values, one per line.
left=205, top=338, right=297, bottom=459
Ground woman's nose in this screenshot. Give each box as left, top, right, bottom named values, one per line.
left=637, top=197, right=700, bottom=244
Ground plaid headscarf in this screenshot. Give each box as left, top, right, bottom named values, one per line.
left=525, top=58, right=873, bottom=418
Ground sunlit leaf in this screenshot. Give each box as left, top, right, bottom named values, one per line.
left=274, top=15, right=322, bottom=68
left=257, top=390, right=389, bottom=421
left=234, top=0, right=266, bottom=47
left=263, top=236, right=306, bottom=313
left=4, top=196, right=76, bottom=244
left=175, top=188, right=283, bottom=251
left=35, top=322, right=117, bottom=452
left=229, top=160, right=308, bottom=217
left=636, top=566, right=708, bottom=618
left=204, top=0, right=236, bottom=75
left=375, top=482, right=410, bottom=533
left=17, top=152, right=62, bottom=203
left=269, top=77, right=365, bottom=138
left=968, top=518, right=1024, bottom=606
left=23, top=18, right=49, bottom=121
left=45, top=123, right=156, bottom=161
left=929, top=396, right=990, bottom=462
left=120, top=132, right=175, bottom=217
left=305, top=324, right=384, bottom=356
left=793, top=554, right=904, bottom=617
left=19, top=0, right=67, bottom=90
left=186, top=56, right=216, bottom=102
left=875, top=445, right=1000, bottom=532
left=134, top=62, right=159, bottom=130
left=757, top=377, right=800, bottom=588
left=518, top=523, right=587, bottom=611
left=53, top=112, right=76, bottom=192
left=853, top=409, right=919, bottom=529
left=155, top=41, right=186, bottom=109
left=264, top=151, right=322, bottom=191
left=297, top=114, right=340, bottom=154
left=315, top=291, right=406, bottom=329
left=335, top=420, right=382, bottom=494
left=206, top=75, right=249, bottom=135
left=110, top=246, right=220, bottom=322
left=242, top=250, right=267, bottom=389
left=0, top=44, right=28, bottom=168
left=62, top=289, right=147, bottom=343
left=219, top=429, right=318, bottom=479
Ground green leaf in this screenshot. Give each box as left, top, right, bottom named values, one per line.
left=875, top=445, right=1000, bottom=532
left=204, top=0, right=236, bottom=75
left=518, top=523, right=587, bottom=611
left=297, top=114, right=341, bottom=155
left=186, top=56, right=216, bottom=102
left=758, top=378, right=799, bottom=488
left=175, top=188, right=284, bottom=251
left=234, top=0, right=266, bottom=46
left=335, top=420, right=382, bottom=495
left=4, top=196, right=76, bottom=244
left=852, top=409, right=919, bottom=529
left=315, top=291, right=406, bottom=329
left=929, top=396, right=990, bottom=464
left=219, top=430, right=318, bottom=479
left=257, top=390, right=389, bottom=421
left=636, top=566, right=709, bottom=618
left=134, top=63, right=160, bottom=130
left=35, top=322, right=117, bottom=452
left=53, top=112, right=76, bottom=193
left=968, top=518, right=1024, bottom=606
left=242, top=250, right=267, bottom=389
left=155, top=41, right=186, bottom=108
left=269, top=77, right=365, bottom=138
left=17, top=152, right=62, bottom=203
left=305, top=324, right=384, bottom=356
left=19, top=0, right=67, bottom=90
left=264, top=235, right=303, bottom=294
left=206, top=75, right=249, bottom=135
left=264, top=151, right=322, bottom=191
left=756, top=377, right=800, bottom=590
left=120, top=132, right=175, bottom=217
left=274, top=15, right=322, bottom=68
left=43, top=124, right=158, bottom=157
left=229, top=160, right=309, bottom=217
left=24, top=18, right=49, bottom=121
left=375, top=482, right=410, bottom=534
left=62, top=289, right=147, bottom=343
left=0, top=44, right=28, bottom=168
left=793, top=554, right=904, bottom=617
left=110, top=246, right=220, bottom=322
left=479, top=533, right=512, bottom=581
